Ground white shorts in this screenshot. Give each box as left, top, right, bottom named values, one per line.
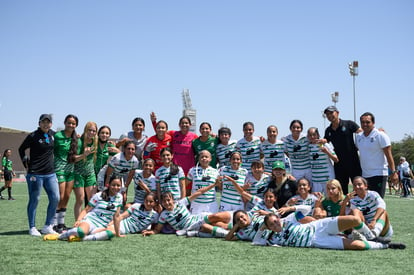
left=190, top=201, right=218, bottom=215
left=312, top=182, right=326, bottom=194
left=83, top=219, right=101, bottom=235
left=311, top=217, right=344, bottom=250
left=292, top=168, right=313, bottom=185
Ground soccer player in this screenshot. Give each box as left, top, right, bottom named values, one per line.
left=341, top=176, right=394, bottom=241
left=257, top=208, right=405, bottom=250
left=307, top=127, right=337, bottom=194
left=284, top=178, right=320, bottom=217
left=192, top=122, right=219, bottom=168
left=143, top=120, right=172, bottom=172
left=216, top=127, right=237, bottom=169
left=186, top=150, right=219, bottom=214
left=104, top=141, right=140, bottom=204
left=283, top=120, right=312, bottom=184
left=236, top=122, right=261, bottom=173
left=260, top=125, right=286, bottom=174
left=53, top=114, right=79, bottom=233
left=217, top=152, right=248, bottom=211
left=141, top=182, right=228, bottom=238
left=73, top=121, right=99, bottom=220
left=45, top=175, right=124, bottom=242
left=130, top=158, right=157, bottom=205
left=313, top=179, right=345, bottom=219
left=156, top=147, right=186, bottom=203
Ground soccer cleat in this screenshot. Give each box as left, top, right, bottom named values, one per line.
left=43, top=234, right=59, bottom=241
left=68, top=235, right=82, bottom=242
left=373, top=236, right=392, bottom=244
left=186, top=230, right=199, bottom=237
left=351, top=230, right=367, bottom=242
left=175, top=230, right=187, bottom=236
left=41, top=224, right=58, bottom=235
left=8, top=197, right=16, bottom=200
left=388, top=243, right=406, bottom=249
left=0, top=195, right=6, bottom=200
left=29, top=227, right=42, bottom=237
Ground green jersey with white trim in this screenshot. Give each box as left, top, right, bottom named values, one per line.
left=74, top=139, right=95, bottom=176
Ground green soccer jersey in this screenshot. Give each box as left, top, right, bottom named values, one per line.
left=192, top=136, right=218, bottom=168
left=74, top=139, right=95, bottom=176
left=54, top=130, right=75, bottom=174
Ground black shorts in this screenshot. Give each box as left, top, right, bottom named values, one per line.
left=3, top=171, right=12, bottom=181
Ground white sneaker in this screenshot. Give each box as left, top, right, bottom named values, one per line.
left=41, top=224, right=58, bottom=235
left=175, top=229, right=187, bottom=236
left=186, top=230, right=199, bottom=237
left=29, top=227, right=41, bottom=237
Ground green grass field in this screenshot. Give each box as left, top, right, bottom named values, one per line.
left=0, top=182, right=413, bottom=275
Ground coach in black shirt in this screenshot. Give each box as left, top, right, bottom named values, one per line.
left=323, top=106, right=362, bottom=195
left=19, top=114, right=59, bottom=237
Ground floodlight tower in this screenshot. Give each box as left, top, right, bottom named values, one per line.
left=331, top=91, right=339, bottom=106
left=348, top=61, right=358, bottom=122
left=182, top=89, right=197, bottom=132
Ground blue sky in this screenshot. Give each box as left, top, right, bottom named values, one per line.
left=1, top=0, right=413, bottom=142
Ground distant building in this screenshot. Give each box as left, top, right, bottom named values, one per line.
left=182, top=89, right=197, bottom=133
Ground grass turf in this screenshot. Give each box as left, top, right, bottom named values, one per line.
left=0, top=182, right=413, bottom=274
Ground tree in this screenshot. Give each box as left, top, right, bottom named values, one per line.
left=392, top=134, right=414, bottom=169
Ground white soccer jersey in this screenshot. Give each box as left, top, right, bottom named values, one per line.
left=267, top=210, right=315, bottom=247
left=216, top=140, right=237, bottom=168
left=245, top=173, right=270, bottom=199
left=133, top=170, right=156, bottom=204
left=156, top=165, right=185, bottom=201
left=309, top=143, right=335, bottom=188
left=158, top=198, right=206, bottom=230
left=85, top=192, right=123, bottom=228
left=236, top=212, right=265, bottom=241
left=349, top=190, right=386, bottom=223
left=236, top=137, right=261, bottom=171
left=288, top=194, right=319, bottom=216
left=219, top=166, right=248, bottom=206
left=187, top=166, right=219, bottom=204
left=108, top=152, right=140, bottom=176
left=120, top=203, right=159, bottom=234
left=283, top=134, right=311, bottom=171
left=249, top=195, right=278, bottom=214
left=260, top=140, right=285, bottom=173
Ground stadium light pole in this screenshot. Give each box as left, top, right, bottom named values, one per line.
left=331, top=91, right=339, bottom=106
left=348, top=61, right=358, bottom=122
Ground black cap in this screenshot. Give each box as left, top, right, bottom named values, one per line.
left=39, top=114, right=52, bottom=122
left=324, top=106, right=338, bottom=114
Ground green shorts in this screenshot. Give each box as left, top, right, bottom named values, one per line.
left=56, top=170, right=75, bottom=184
left=74, top=173, right=97, bottom=188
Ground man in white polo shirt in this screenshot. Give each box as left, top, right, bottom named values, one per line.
left=355, top=112, right=398, bottom=198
